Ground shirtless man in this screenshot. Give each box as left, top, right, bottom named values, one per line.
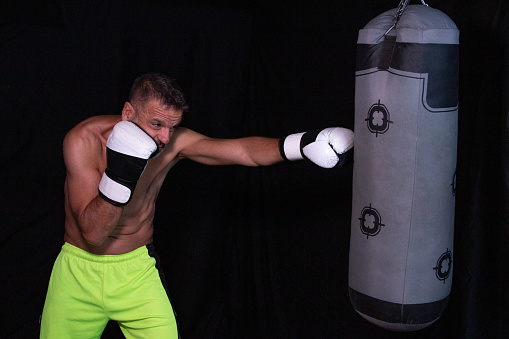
left=40, top=73, right=353, bottom=338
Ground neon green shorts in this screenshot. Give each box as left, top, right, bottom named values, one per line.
left=40, top=242, right=178, bottom=339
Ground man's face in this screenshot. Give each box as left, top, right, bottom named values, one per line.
left=127, top=99, right=183, bottom=152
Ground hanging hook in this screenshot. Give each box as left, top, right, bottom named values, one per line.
left=379, top=0, right=429, bottom=41
left=379, top=0, right=410, bottom=40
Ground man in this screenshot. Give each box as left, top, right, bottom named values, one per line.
left=40, top=73, right=353, bottom=338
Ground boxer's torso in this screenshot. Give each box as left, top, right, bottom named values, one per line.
left=63, top=116, right=180, bottom=255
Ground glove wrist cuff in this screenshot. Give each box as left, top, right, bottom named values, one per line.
left=98, top=172, right=131, bottom=206
left=279, top=132, right=305, bottom=161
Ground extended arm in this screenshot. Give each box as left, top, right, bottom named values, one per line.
left=175, top=127, right=354, bottom=168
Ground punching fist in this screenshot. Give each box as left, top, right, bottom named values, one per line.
left=98, top=121, right=158, bottom=206
left=279, top=127, right=354, bottom=168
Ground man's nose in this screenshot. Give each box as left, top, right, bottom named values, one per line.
left=157, top=129, right=171, bottom=144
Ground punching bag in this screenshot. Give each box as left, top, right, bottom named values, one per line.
left=348, top=3, right=459, bottom=331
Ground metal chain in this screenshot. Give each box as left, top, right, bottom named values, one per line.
left=381, top=0, right=410, bottom=38
left=381, top=0, right=430, bottom=39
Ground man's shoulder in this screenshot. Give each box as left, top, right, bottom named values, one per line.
left=72, top=115, right=119, bottom=131
left=172, top=126, right=207, bottom=140
left=64, top=115, right=119, bottom=153
left=66, top=115, right=118, bottom=138
left=169, top=127, right=209, bottom=148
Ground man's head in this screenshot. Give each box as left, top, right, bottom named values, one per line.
left=122, top=73, right=188, bottom=151
left=129, top=73, right=189, bottom=114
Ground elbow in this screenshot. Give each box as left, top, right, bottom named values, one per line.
left=247, top=156, right=281, bottom=167
left=236, top=152, right=260, bottom=167
left=246, top=158, right=262, bottom=167
left=81, top=230, right=107, bottom=247
left=245, top=143, right=283, bottom=167
left=241, top=152, right=274, bottom=167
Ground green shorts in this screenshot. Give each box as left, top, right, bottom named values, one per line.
left=40, top=242, right=178, bottom=339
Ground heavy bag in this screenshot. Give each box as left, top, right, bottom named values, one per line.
left=348, top=4, right=459, bottom=331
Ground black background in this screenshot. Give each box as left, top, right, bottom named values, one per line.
left=1, top=1, right=508, bottom=338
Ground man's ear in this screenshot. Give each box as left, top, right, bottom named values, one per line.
left=121, top=102, right=135, bottom=121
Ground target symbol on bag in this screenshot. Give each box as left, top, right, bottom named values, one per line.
left=359, top=204, right=385, bottom=238
left=365, top=100, right=393, bottom=137
left=433, top=249, right=453, bottom=283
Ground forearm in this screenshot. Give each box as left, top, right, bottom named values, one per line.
left=181, top=136, right=283, bottom=166
left=240, top=128, right=354, bottom=168
left=238, top=137, right=283, bottom=166
left=79, top=195, right=123, bottom=246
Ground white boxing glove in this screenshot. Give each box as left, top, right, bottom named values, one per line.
left=279, top=127, right=354, bottom=168
left=98, top=121, right=158, bottom=206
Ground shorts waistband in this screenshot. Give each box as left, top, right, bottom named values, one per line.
left=61, top=242, right=150, bottom=263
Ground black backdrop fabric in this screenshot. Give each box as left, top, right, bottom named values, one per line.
left=1, top=1, right=508, bottom=338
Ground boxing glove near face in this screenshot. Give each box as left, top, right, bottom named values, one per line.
left=98, top=121, right=158, bottom=206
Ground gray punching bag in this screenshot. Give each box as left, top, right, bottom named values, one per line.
left=348, top=3, right=459, bottom=331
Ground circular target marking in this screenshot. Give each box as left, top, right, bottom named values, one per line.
left=365, top=100, right=393, bottom=137
left=359, top=204, right=385, bottom=238
left=433, top=249, right=453, bottom=283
